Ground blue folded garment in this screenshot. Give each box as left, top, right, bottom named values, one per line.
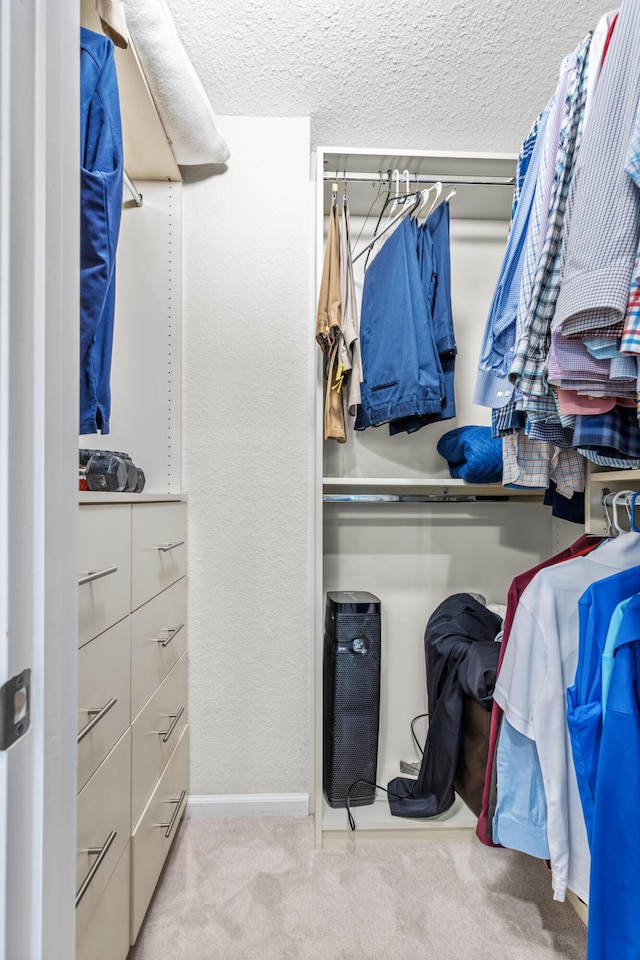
left=436, top=426, right=503, bottom=483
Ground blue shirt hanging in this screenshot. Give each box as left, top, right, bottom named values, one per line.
left=80, top=27, right=123, bottom=435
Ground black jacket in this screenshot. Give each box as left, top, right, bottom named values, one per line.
left=387, top=593, right=501, bottom=818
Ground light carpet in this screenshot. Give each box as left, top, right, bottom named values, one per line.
left=128, top=816, right=587, bottom=960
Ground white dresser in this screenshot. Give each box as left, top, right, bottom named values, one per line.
left=77, top=495, right=188, bottom=958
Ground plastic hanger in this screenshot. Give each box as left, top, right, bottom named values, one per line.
left=630, top=491, right=640, bottom=532
left=425, top=181, right=442, bottom=218
left=612, top=489, right=634, bottom=534
left=413, top=182, right=442, bottom=222
left=411, top=184, right=435, bottom=220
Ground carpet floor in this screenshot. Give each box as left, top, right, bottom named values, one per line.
left=128, top=817, right=587, bottom=960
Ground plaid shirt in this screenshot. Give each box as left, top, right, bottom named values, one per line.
left=511, top=114, right=543, bottom=223
left=509, top=33, right=592, bottom=399
left=492, top=403, right=526, bottom=437
left=528, top=421, right=574, bottom=448
left=573, top=405, right=640, bottom=458
left=579, top=449, right=640, bottom=469
left=502, top=431, right=585, bottom=496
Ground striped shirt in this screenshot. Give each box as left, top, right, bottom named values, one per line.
left=509, top=32, right=592, bottom=399
left=555, top=0, right=640, bottom=339
left=621, top=112, right=640, bottom=354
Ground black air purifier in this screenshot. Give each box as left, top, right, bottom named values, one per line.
left=323, top=591, right=381, bottom=807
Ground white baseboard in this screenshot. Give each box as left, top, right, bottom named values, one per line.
left=186, top=793, right=309, bottom=820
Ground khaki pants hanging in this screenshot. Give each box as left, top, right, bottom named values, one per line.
left=324, top=339, right=346, bottom=443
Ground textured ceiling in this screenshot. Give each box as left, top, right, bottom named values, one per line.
left=169, top=0, right=609, bottom=153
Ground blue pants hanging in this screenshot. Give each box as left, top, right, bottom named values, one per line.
left=80, top=27, right=123, bottom=435
left=389, top=200, right=456, bottom=434
left=355, top=215, right=444, bottom=430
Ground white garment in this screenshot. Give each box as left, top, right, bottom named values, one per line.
left=582, top=9, right=619, bottom=135
left=494, top=533, right=640, bottom=904
left=338, top=198, right=362, bottom=415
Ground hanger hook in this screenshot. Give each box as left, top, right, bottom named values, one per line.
left=602, top=492, right=615, bottom=536
left=612, top=489, right=635, bottom=534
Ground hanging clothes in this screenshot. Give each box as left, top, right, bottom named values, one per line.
left=476, top=534, right=601, bottom=847
left=389, top=200, right=457, bottom=433
left=355, top=215, right=445, bottom=430
left=338, top=197, right=363, bottom=417
left=586, top=599, right=640, bottom=960
left=567, top=564, right=640, bottom=842
left=316, top=200, right=346, bottom=442
left=554, top=0, right=640, bottom=342
left=494, top=533, right=640, bottom=903
left=80, top=27, right=123, bottom=435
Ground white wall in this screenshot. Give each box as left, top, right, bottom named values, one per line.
left=183, top=117, right=313, bottom=795
left=175, top=4, right=611, bottom=800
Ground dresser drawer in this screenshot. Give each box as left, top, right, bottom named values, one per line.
left=76, top=728, right=131, bottom=939
left=131, top=577, right=186, bottom=719
left=78, top=618, right=131, bottom=792
left=131, top=725, right=188, bottom=944
left=131, top=501, right=186, bottom=610
left=76, top=843, right=130, bottom=960
left=131, top=652, right=187, bottom=827
left=79, top=504, right=131, bottom=647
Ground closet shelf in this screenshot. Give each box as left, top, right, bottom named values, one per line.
left=587, top=469, right=640, bottom=484
left=323, top=477, right=544, bottom=501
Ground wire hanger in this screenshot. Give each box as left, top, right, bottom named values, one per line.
left=353, top=188, right=421, bottom=264
left=352, top=171, right=390, bottom=255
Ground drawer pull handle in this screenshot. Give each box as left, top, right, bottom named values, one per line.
left=78, top=565, right=118, bottom=587
left=77, top=698, right=118, bottom=743
left=158, top=707, right=185, bottom=743
left=156, top=790, right=187, bottom=838
left=158, top=540, right=184, bottom=553
left=75, top=830, right=117, bottom=908
left=155, top=623, right=184, bottom=648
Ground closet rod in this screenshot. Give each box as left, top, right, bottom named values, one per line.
left=322, top=172, right=515, bottom=187
left=123, top=170, right=143, bottom=207
left=323, top=494, right=512, bottom=503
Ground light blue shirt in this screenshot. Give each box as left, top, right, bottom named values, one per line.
left=474, top=107, right=550, bottom=409
left=492, top=718, right=550, bottom=859
left=601, top=598, right=629, bottom=719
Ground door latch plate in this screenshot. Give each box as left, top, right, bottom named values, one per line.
left=0, top=669, right=31, bottom=750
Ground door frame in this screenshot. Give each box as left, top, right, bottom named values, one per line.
left=0, top=1, right=79, bottom=956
